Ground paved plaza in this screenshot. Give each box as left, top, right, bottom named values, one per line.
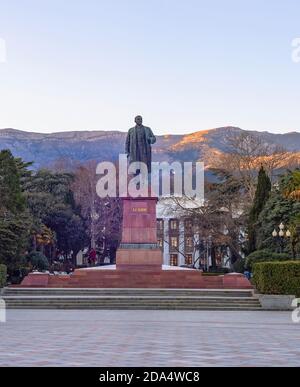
left=0, top=309, right=299, bottom=367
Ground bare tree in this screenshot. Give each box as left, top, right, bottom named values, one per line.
left=72, top=162, right=122, bottom=260
left=207, top=132, right=292, bottom=200
left=163, top=173, right=247, bottom=267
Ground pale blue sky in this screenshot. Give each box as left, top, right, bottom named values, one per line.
left=0, top=0, right=299, bottom=134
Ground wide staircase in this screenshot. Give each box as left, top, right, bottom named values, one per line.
left=1, top=288, right=262, bottom=311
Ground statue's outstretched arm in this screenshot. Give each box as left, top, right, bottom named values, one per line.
left=147, top=127, right=156, bottom=145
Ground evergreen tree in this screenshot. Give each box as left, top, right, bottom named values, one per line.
left=247, top=166, right=271, bottom=253
left=0, top=149, right=26, bottom=215
left=255, top=191, right=300, bottom=254
left=0, top=150, right=30, bottom=273
left=25, top=169, right=88, bottom=259
left=255, top=170, right=300, bottom=258
left=281, top=168, right=300, bottom=201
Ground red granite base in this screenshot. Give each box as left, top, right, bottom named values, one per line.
left=19, top=195, right=253, bottom=290
left=20, top=269, right=253, bottom=289
left=120, top=197, right=158, bottom=244
left=116, top=248, right=163, bottom=271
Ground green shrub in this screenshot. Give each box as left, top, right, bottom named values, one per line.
left=232, top=259, right=246, bottom=273
left=26, top=251, right=49, bottom=271
left=9, top=266, right=31, bottom=285
left=253, top=261, right=300, bottom=297
left=246, top=249, right=290, bottom=271
left=0, top=264, right=7, bottom=288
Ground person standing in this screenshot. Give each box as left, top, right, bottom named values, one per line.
left=89, top=248, right=97, bottom=266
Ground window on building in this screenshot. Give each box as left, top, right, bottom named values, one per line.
left=157, top=219, right=164, bottom=231
left=170, top=219, right=178, bottom=231
left=170, top=254, right=178, bottom=266
left=185, top=219, right=193, bottom=232
left=157, top=238, right=164, bottom=249
left=185, top=254, right=193, bottom=265
left=170, top=236, right=178, bottom=248
left=185, top=237, right=193, bottom=249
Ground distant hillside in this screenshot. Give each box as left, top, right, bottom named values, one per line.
left=0, top=126, right=299, bottom=170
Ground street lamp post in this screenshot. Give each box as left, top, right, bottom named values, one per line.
left=101, top=226, right=106, bottom=263
left=91, top=211, right=99, bottom=249
left=272, top=223, right=291, bottom=254
left=206, top=235, right=212, bottom=272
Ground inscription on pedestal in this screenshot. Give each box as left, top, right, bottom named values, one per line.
left=132, top=207, right=147, bottom=213
left=117, top=197, right=163, bottom=269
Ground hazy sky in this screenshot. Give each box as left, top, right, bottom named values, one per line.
left=0, top=0, right=300, bottom=135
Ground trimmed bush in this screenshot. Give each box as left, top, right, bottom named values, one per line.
left=246, top=249, right=290, bottom=271
left=26, top=251, right=49, bottom=271
left=0, top=264, right=7, bottom=288
left=232, top=259, right=246, bottom=273
left=9, top=267, right=31, bottom=285
left=253, top=261, right=300, bottom=297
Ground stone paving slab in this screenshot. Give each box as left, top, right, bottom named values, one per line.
left=0, top=310, right=299, bottom=367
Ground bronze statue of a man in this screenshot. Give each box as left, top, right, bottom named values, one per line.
left=125, top=116, right=156, bottom=172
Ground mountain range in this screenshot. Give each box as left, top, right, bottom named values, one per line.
left=0, top=126, right=299, bottom=170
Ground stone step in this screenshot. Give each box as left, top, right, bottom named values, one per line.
left=5, top=303, right=261, bottom=307
left=6, top=306, right=261, bottom=311
left=3, top=295, right=256, bottom=300
left=4, top=298, right=259, bottom=305
left=4, top=299, right=261, bottom=306
left=4, top=297, right=254, bottom=302
left=5, top=306, right=262, bottom=311
left=2, top=288, right=254, bottom=298
left=3, top=294, right=255, bottom=300
left=2, top=287, right=260, bottom=310
left=4, top=299, right=261, bottom=309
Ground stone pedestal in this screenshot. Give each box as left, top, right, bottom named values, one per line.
left=116, top=197, right=163, bottom=271
left=19, top=196, right=253, bottom=290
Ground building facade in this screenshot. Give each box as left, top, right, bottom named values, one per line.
left=156, top=216, right=200, bottom=267
left=156, top=199, right=230, bottom=269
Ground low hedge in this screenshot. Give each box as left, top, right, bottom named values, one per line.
left=246, top=249, right=290, bottom=271
left=25, top=251, right=49, bottom=271
left=0, top=264, right=7, bottom=288
left=253, top=261, right=300, bottom=297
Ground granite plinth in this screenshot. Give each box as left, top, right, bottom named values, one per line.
left=20, top=268, right=253, bottom=289
left=116, top=196, right=163, bottom=270
left=19, top=196, right=253, bottom=289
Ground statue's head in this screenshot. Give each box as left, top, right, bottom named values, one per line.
left=135, top=115, right=143, bottom=126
